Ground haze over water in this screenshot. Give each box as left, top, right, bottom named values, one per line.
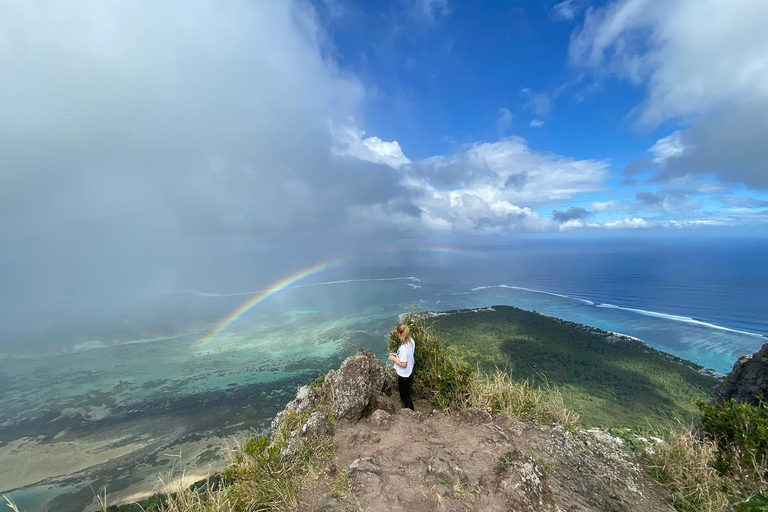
left=2, top=237, right=766, bottom=511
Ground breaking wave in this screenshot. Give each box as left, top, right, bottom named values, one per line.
left=470, top=284, right=765, bottom=338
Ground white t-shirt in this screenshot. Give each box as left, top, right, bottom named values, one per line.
left=395, top=338, right=415, bottom=378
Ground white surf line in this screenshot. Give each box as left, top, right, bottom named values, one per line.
left=470, top=284, right=765, bottom=338
left=595, top=303, right=765, bottom=338
left=470, top=284, right=594, bottom=305
left=188, top=276, right=422, bottom=298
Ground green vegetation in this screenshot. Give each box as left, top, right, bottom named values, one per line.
left=428, top=305, right=718, bottom=427
left=390, top=309, right=579, bottom=427
left=643, top=398, right=768, bottom=512
left=699, top=398, right=768, bottom=481
left=388, top=311, right=473, bottom=411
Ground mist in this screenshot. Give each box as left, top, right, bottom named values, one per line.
left=0, top=1, right=420, bottom=322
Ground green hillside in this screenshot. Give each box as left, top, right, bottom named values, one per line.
left=429, top=306, right=719, bottom=428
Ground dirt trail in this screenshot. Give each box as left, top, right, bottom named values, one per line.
left=300, top=406, right=672, bottom=512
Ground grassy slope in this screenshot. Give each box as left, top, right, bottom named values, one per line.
left=431, top=306, right=719, bottom=428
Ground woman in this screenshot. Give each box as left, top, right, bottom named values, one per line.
left=388, top=323, right=415, bottom=410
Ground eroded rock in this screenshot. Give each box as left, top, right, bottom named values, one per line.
left=324, top=350, right=384, bottom=422
left=461, top=407, right=492, bottom=424
left=714, top=343, right=768, bottom=406
left=301, top=411, right=331, bottom=438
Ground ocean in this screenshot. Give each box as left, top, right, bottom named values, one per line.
left=2, top=236, right=767, bottom=511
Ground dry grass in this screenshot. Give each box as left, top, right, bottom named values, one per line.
left=423, top=484, right=444, bottom=507
left=3, top=496, right=20, bottom=512
left=644, top=429, right=732, bottom=512
left=106, top=407, right=336, bottom=512
left=465, top=369, right=580, bottom=429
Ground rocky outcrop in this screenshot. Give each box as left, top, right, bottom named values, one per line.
left=714, top=343, right=768, bottom=406
left=323, top=349, right=385, bottom=422
left=265, top=347, right=671, bottom=512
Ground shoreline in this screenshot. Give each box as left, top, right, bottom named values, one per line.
left=406, top=305, right=726, bottom=378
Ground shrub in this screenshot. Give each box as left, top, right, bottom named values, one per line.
left=388, top=312, right=474, bottom=410
left=699, top=398, right=768, bottom=483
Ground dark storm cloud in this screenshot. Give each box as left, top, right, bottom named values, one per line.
left=635, top=191, right=663, bottom=205
left=552, top=206, right=591, bottom=223
left=415, top=153, right=496, bottom=189
left=0, top=1, right=414, bottom=297
left=504, top=172, right=529, bottom=191
left=658, top=101, right=768, bottom=190
left=622, top=158, right=654, bottom=184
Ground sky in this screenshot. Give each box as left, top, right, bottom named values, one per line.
left=1, top=0, right=768, bottom=296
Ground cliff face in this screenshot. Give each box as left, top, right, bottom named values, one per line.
left=714, top=343, right=768, bottom=406
left=274, top=349, right=670, bottom=512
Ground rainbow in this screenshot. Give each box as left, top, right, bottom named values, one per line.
left=195, top=258, right=344, bottom=349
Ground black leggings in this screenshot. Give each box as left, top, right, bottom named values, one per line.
left=398, top=374, right=414, bottom=410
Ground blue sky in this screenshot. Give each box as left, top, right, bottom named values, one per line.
left=312, top=0, right=768, bottom=233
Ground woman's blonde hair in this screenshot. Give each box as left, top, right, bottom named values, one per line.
left=396, top=323, right=411, bottom=344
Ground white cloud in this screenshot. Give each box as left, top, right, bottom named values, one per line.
left=592, top=200, right=618, bottom=212
left=603, top=217, right=650, bottom=229
left=650, top=131, right=688, bottom=164
left=552, top=0, right=580, bottom=21
left=572, top=0, right=768, bottom=126
left=333, top=127, right=411, bottom=168
left=497, top=108, right=513, bottom=134
left=529, top=119, right=546, bottom=128
left=570, top=0, right=768, bottom=189
left=559, top=219, right=584, bottom=231
left=392, top=137, right=608, bottom=234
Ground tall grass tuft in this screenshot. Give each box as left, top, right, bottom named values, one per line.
left=643, top=428, right=732, bottom=512
left=465, top=369, right=579, bottom=428
left=389, top=310, right=580, bottom=427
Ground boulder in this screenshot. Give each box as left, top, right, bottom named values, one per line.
left=714, top=343, right=768, bottom=406
left=324, top=350, right=384, bottom=422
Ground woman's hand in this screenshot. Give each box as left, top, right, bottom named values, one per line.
left=388, top=353, right=397, bottom=362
